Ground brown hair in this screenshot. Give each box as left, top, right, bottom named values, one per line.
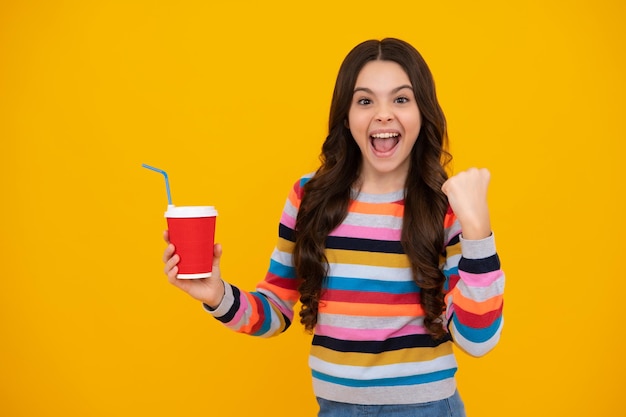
left=293, top=38, right=451, bottom=338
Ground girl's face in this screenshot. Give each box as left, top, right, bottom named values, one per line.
left=348, top=60, right=421, bottom=191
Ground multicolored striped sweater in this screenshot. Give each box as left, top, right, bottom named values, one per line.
left=205, top=174, right=504, bottom=405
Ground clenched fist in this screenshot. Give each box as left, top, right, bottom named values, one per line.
left=441, top=168, right=492, bottom=240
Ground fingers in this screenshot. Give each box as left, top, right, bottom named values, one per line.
left=164, top=251, right=180, bottom=282
left=165, top=264, right=179, bottom=283
left=471, top=167, right=491, bottom=186
left=442, top=168, right=491, bottom=192
left=161, top=239, right=223, bottom=295
left=451, top=167, right=489, bottom=180
left=162, top=243, right=176, bottom=263
left=466, top=167, right=490, bottom=182
left=163, top=230, right=170, bottom=243
left=442, top=168, right=492, bottom=240
left=162, top=240, right=179, bottom=282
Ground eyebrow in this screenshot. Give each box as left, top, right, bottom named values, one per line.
left=353, top=84, right=413, bottom=95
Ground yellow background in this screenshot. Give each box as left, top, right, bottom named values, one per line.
left=1, top=0, right=624, bottom=415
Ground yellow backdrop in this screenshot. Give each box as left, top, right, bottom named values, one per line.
left=1, top=0, right=624, bottom=416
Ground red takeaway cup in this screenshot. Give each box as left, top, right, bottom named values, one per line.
left=165, top=205, right=218, bottom=279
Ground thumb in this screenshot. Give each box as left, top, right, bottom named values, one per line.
left=441, top=178, right=450, bottom=196
left=213, top=243, right=222, bottom=268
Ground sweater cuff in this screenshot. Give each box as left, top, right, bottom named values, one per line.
left=202, top=281, right=235, bottom=318
left=460, top=233, right=497, bottom=259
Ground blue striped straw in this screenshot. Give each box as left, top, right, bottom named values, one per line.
left=141, top=164, right=172, bottom=205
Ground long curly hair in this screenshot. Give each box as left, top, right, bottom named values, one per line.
left=293, top=38, right=451, bottom=339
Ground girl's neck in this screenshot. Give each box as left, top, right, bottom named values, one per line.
left=356, top=172, right=406, bottom=194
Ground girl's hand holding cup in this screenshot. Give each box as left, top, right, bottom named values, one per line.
left=163, top=230, right=225, bottom=308
left=441, top=168, right=492, bottom=240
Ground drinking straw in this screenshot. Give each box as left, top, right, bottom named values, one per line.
left=141, top=164, right=173, bottom=205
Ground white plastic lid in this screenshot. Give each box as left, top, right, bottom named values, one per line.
left=164, top=205, right=218, bottom=218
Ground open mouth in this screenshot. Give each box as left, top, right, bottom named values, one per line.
left=370, top=132, right=400, bottom=155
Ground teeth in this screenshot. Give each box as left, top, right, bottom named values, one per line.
left=371, top=132, right=399, bottom=139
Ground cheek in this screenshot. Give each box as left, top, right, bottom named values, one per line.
left=411, top=110, right=422, bottom=132
left=400, top=112, right=422, bottom=136
left=347, top=113, right=368, bottom=135
left=346, top=111, right=355, bottom=130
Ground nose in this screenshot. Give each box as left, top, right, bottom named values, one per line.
left=375, top=103, right=393, bottom=122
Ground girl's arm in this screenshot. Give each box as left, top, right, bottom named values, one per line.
left=199, top=180, right=307, bottom=337
left=202, top=231, right=301, bottom=337
left=441, top=168, right=505, bottom=356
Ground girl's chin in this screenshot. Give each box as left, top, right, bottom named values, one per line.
left=362, top=158, right=410, bottom=177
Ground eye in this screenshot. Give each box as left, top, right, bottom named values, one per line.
left=357, top=98, right=372, bottom=105
left=395, top=96, right=410, bottom=104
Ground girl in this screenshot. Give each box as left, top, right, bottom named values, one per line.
left=162, top=38, right=504, bottom=416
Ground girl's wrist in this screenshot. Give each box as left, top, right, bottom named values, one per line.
left=459, top=220, right=491, bottom=240
left=202, top=279, right=225, bottom=309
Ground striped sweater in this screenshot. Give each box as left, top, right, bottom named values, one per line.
left=206, top=174, right=505, bottom=405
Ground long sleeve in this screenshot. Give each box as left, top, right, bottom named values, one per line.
left=442, top=209, right=505, bottom=357
left=202, top=178, right=307, bottom=337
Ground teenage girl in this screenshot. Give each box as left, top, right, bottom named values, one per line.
left=162, top=38, right=504, bottom=417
